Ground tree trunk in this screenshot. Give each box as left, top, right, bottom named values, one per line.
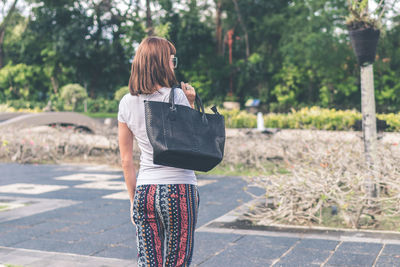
left=146, top=0, right=153, bottom=36
left=216, top=1, right=223, bottom=56
left=50, top=76, right=59, bottom=94
left=0, top=0, right=19, bottom=69
left=232, top=0, right=249, bottom=59
left=361, top=64, right=378, bottom=198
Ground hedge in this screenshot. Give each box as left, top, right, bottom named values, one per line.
left=2, top=102, right=400, bottom=132
left=219, top=106, right=400, bottom=132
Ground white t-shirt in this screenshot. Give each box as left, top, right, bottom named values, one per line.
left=118, top=87, right=197, bottom=186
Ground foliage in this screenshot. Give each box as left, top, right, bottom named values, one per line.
left=0, top=63, right=49, bottom=102
left=346, top=0, right=399, bottom=30
left=59, top=83, right=88, bottom=111
left=5, top=99, right=45, bottom=112
left=377, top=113, right=400, bottom=131
left=0, top=104, right=9, bottom=112
left=81, top=112, right=117, bottom=119
left=84, top=98, right=118, bottom=113
left=2, top=0, right=400, bottom=113
left=220, top=106, right=400, bottom=132
left=114, top=86, right=130, bottom=101
left=265, top=106, right=361, bottom=130
left=220, top=109, right=257, bottom=128
left=346, top=0, right=379, bottom=30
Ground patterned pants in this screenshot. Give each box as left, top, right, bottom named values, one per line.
left=132, top=184, right=200, bottom=267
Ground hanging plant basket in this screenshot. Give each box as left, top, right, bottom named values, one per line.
left=348, top=27, right=380, bottom=66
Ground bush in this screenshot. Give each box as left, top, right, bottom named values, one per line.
left=85, top=97, right=118, bottom=113
left=114, top=86, right=130, bottom=101
left=49, top=93, right=65, bottom=111
left=0, top=103, right=10, bottom=112
left=219, top=106, right=400, bottom=132
left=0, top=63, right=49, bottom=102
left=59, top=83, right=88, bottom=111
left=220, top=109, right=257, bottom=128
left=265, top=107, right=361, bottom=131
left=6, top=99, right=45, bottom=112
left=377, top=113, right=400, bottom=132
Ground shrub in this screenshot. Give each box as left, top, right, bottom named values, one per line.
left=0, top=63, right=49, bottom=102
left=59, top=84, right=88, bottom=111
left=220, top=109, right=257, bottom=128
left=265, top=107, right=361, bottom=131
left=0, top=103, right=10, bottom=112
left=218, top=106, right=400, bottom=132
left=85, top=97, right=118, bottom=113
left=377, top=113, right=400, bottom=132
left=5, top=99, right=45, bottom=112
left=49, top=93, right=64, bottom=111
left=114, top=86, right=130, bottom=101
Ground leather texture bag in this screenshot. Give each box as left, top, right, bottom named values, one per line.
left=144, top=85, right=225, bottom=172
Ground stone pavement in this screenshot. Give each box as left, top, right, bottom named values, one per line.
left=0, top=162, right=399, bottom=267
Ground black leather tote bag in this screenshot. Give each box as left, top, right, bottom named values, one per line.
left=144, top=85, right=225, bottom=172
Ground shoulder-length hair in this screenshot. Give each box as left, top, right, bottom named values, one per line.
left=128, top=36, right=177, bottom=95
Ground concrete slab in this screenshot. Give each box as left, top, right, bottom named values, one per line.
left=74, top=181, right=127, bottom=190
left=0, top=183, right=68, bottom=194
left=278, top=247, right=331, bottom=265
left=0, top=196, right=79, bottom=223
left=296, top=238, right=339, bottom=251
left=54, top=173, right=121, bottom=181
left=0, top=246, right=136, bottom=267
left=326, top=251, right=378, bottom=267
left=199, top=235, right=290, bottom=267
left=381, top=244, right=400, bottom=255
left=92, top=245, right=137, bottom=260
left=375, top=255, right=400, bottom=267
left=335, top=241, right=383, bottom=255
left=191, top=231, right=243, bottom=266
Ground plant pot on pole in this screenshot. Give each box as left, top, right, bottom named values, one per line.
left=348, top=25, right=380, bottom=202
left=348, top=27, right=380, bottom=66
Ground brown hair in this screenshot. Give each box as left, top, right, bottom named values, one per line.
left=128, top=36, right=177, bottom=95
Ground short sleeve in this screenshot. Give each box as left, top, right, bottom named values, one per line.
left=117, top=96, right=127, bottom=123
left=175, top=88, right=191, bottom=108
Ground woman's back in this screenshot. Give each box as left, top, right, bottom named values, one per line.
left=118, top=87, right=197, bottom=186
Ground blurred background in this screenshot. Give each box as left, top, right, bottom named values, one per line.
left=1, top=0, right=400, bottom=116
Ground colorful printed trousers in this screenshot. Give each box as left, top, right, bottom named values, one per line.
left=132, top=184, right=200, bottom=267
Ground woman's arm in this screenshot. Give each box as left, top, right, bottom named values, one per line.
left=118, top=121, right=137, bottom=205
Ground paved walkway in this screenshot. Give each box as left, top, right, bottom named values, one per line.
left=0, top=162, right=399, bottom=266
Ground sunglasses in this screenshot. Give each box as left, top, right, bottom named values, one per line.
left=171, top=56, right=178, bottom=68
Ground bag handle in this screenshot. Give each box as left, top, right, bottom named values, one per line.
left=169, top=84, right=208, bottom=124
left=168, top=84, right=181, bottom=112
left=168, top=85, right=205, bottom=113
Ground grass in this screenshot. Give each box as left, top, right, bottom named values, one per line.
left=197, top=162, right=290, bottom=177
left=305, top=207, right=400, bottom=231
left=79, top=112, right=117, bottom=118
left=315, top=207, right=348, bottom=228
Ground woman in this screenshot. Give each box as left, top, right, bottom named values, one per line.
left=118, top=36, right=200, bottom=267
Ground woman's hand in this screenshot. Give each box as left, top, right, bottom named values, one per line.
left=181, top=81, right=196, bottom=108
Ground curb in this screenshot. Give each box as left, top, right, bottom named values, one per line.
left=197, top=195, right=400, bottom=244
